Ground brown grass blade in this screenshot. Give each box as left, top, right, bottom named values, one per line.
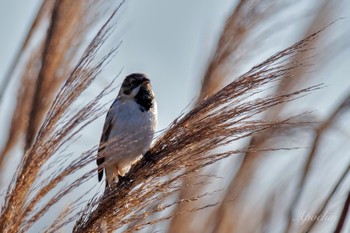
left=0, top=1, right=55, bottom=175
left=169, top=1, right=297, bottom=231
left=0, top=0, right=111, bottom=174
left=198, top=0, right=280, bottom=102
left=300, top=162, right=350, bottom=233
left=73, top=29, right=324, bottom=232
left=0, top=47, right=44, bottom=173
left=284, top=92, right=350, bottom=233
left=24, top=0, right=108, bottom=149
left=0, top=1, right=125, bottom=231
left=333, top=190, right=350, bottom=233
left=0, top=0, right=54, bottom=103
left=208, top=2, right=331, bottom=232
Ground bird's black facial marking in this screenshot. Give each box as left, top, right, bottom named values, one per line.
left=135, top=85, right=153, bottom=111
left=124, top=89, right=131, bottom=95
left=121, top=73, right=149, bottom=95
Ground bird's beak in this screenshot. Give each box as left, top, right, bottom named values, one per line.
left=142, top=77, right=150, bottom=84
left=142, top=78, right=150, bottom=87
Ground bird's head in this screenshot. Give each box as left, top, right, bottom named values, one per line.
left=119, top=73, right=152, bottom=99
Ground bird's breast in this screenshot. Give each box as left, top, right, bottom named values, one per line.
left=113, top=99, right=156, bottom=130
left=105, top=99, right=157, bottom=161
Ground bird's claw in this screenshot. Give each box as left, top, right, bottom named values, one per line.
left=144, top=151, right=156, bottom=164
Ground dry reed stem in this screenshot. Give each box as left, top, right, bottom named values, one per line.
left=333, top=190, right=350, bottom=233
left=0, top=47, right=44, bottom=172
left=0, top=0, right=54, bottom=103
left=0, top=1, right=55, bottom=173
left=260, top=192, right=277, bottom=233
left=209, top=2, right=331, bottom=232
left=300, top=162, right=350, bottom=233
left=265, top=0, right=331, bottom=117
left=169, top=1, right=288, bottom=231
left=198, top=0, right=277, bottom=102
left=24, top=0, right=101, bottom=149
left=20, top=87, right=116, bottom=232
left=73, top=29, right=324, bottom=232
left=0, top=0, right=109, bottom=172
left=284, top=92, right=350, bottom=233
left=0, top=1, right=125, bottom=231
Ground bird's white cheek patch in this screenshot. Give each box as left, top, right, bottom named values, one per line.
left=130, top=85, right=141, bottom=98
left=119, top=85, right=141, bottom=100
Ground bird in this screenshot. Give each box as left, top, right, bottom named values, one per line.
left=96, top=73, right=157, bottom=187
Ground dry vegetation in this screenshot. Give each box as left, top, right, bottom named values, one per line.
left=0, top=0, right=349, bottom=232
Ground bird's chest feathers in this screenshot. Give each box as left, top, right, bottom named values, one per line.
left=135, top=87, right=154, bottom=111
left=111, top=100, right=154, bottom=134
left=107, top=99, right=155, bottom=159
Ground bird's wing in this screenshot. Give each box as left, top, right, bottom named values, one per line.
left=97, top=108, right=114, bottom=182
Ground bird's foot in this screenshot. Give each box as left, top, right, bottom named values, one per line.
left=118, top=175, right=127, bottom=183
left=144, top=151, right=156, bottom=164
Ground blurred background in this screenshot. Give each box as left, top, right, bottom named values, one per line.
left=0, top=0, right=349, bottom=232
